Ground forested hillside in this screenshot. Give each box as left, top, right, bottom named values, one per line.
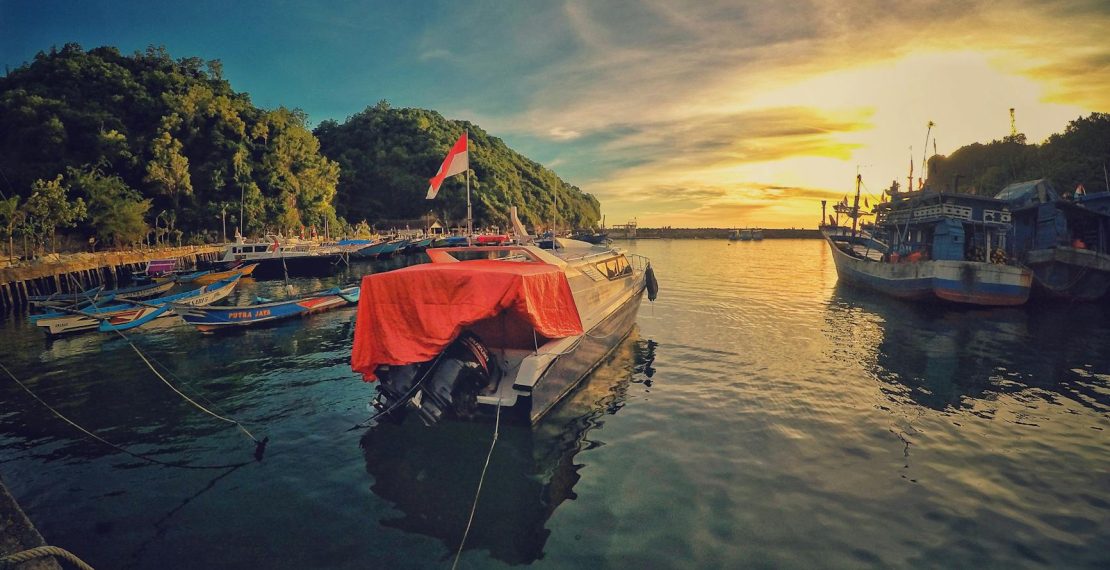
left=314, top=103, right=601, bottom=231
left=0, top=44, right=600, bottom=256
left=924, top=113, right=1110, bottom=196
left=0, top=43, right=339, bottom=249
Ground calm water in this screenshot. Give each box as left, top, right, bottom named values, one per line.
left=0, top=240, right=1107, bottom=569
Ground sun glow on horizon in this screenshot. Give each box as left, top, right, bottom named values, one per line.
left=593, top=50, right=1090, bottom=229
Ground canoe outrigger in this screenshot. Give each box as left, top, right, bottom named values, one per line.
left=31, top=275, right=243, bottom=336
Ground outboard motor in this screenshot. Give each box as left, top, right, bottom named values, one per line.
left=376, top=332, right=499, bottom=425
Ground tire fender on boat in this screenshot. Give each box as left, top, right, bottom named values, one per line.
left=646, top=264, right=659, bottom=302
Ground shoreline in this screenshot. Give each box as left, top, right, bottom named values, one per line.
left=609, top=228, right=821, bottom=240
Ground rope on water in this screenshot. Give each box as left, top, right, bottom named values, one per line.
left=451, top=395, right=502, bottom=570
left=111, top=329, right=261, bottom=445
left=62, top=273, right=266, bottom=454
left=0, top=545, right=95, bottom=570
left=0, top=361, right=248, bottom=470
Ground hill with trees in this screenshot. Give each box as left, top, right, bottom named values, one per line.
left=0, top=43, right=340, bottom=255
left=923, top=113, right=1110, bottom=196
left=314, top=103, right=600, bottom=232
left=0, top=44, right=601, bottom=259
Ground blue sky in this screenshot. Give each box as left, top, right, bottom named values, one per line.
left=3, top=0, right=1109, bottom=228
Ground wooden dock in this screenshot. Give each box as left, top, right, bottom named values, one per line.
left=0, top=245, right=222, bottom=314
left=0, top=476, right=60, bottom=569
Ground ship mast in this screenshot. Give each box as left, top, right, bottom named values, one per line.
left=851, top=174, right=862, bottom=236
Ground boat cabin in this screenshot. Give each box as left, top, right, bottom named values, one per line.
left=875, top=190, right=1014, bottom=263
left=997, top=179, right=1110, bottom=255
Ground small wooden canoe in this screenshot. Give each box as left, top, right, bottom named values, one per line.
left=174, top=284, right=359, bottom=333
left=192, top=263, right=258, bottom=284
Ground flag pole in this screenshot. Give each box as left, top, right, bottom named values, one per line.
left=465, top=130, right=472, bottom=244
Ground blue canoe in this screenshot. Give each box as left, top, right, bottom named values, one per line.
left=173, top=284, right=360, bottom=333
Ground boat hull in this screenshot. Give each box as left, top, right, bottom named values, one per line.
left=827, top=236, right=1032, bottom=306
left=1025, top=247, right=1110, bottom=301
left=34, top=278, right=240, bottom=336
left=523, top=284, right=646, bottom=424
left=239, top=255, right=340, bottom=279
left=176, top=287, right=358, bottom=333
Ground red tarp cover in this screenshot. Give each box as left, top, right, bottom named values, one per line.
left=351, top=260, right=583, bottom=381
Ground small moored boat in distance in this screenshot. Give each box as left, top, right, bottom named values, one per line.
left=824, top=175, right=1032, bottom=306
left=189, top=263, right=258, bottom=285
left=174, top=284, right=359, bottom=333
left=352, top=238, right=658, bottom=425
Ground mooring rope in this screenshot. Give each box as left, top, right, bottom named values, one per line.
left=0, top=545, right=95, bottom=570
left=0, top=361, right=250, bottom=470
left=451, top=395, right=502, bottom=570
left=60, top=273, right=263, bottom=446
left=111, top=329, right=261, bottom=444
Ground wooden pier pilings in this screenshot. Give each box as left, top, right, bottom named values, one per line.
left=0, top=246, right=222, bottom=315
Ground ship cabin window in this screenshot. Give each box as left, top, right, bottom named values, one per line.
left=254, top=245, right=269, bottom=253
left=595, top=256, right=632, bottom=280
left=232, top=246, right=242, bottom=254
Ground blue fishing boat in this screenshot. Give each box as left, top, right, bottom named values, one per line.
left=31, top=275, right=243, bottom=336
left=996, top=179, right=1110, bottom=301
left=824, top=175, right=1032, bottom=306
left=377, top=238, right=411, bottom=258
left=29, top=278, right=176, bottom=310
left=354, top=239, right=390, bottom=259
left=174, top=284, right=359, bottom=333
left=432, top=235, right=469, bottom=248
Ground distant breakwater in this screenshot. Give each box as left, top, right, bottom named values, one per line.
left=611, top=228, right=821, bottom=240
left=0, top=246, right=222, bottom=314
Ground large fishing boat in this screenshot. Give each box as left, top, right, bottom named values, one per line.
left=824, top=175, right=1033, bottom=306
left=351, top=239, right=658, bottom=425
left=996, top=179, right=1110, bottom=301
left=214, top=236, right=344, bottom=279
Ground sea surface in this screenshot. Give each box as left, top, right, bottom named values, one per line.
left=0, top=239, right=1107, bottom=569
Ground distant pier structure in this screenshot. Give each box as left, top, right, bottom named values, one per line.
left=609, top=219, right=638, bottom=239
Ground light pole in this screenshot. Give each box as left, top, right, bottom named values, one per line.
left=155, top=210, right=167, bottom=246
left=219, top=204, right=227, bottom=243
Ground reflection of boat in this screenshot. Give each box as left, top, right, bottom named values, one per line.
left=174, top=284, right=359, bottom=333
left=352, top=239, right=658, bottom=425
left=359, top=332, right=657, bottom=564
left=31, top=275, right=242, bottom=336
left=825, top=285, right=1110, bottom=413
left=996, top=179, right=1110, bottom=301
left=825, top=175, right=1032, bottom=306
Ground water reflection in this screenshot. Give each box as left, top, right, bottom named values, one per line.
left=359, top=331, right=657, bottom=564
left=825, top=284, right=1110, bottom=414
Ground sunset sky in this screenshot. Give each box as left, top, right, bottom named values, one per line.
left=3, top=0, right=1109, bottom=228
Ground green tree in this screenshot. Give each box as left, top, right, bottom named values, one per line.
left=144, top=130, right=192, bottom=228
left=25, top=175, right=87, bottom=254
left=0, top=196, right=24, bottom=263
left=69, top=167, right=150, bottom=247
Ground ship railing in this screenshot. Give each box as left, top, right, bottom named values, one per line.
left=627, top=253, right=650, bottom=273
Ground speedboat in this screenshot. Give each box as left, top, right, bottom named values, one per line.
left=351, top=238, right=658, bottom=425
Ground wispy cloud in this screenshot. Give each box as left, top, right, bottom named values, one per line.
left=413, top=0, right=1110, bottom=227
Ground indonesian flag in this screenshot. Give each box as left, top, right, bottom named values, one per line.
left=427, top=132, right=468, bottom=199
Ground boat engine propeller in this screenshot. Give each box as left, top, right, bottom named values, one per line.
left=376, top=332, right=500, bottom=425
